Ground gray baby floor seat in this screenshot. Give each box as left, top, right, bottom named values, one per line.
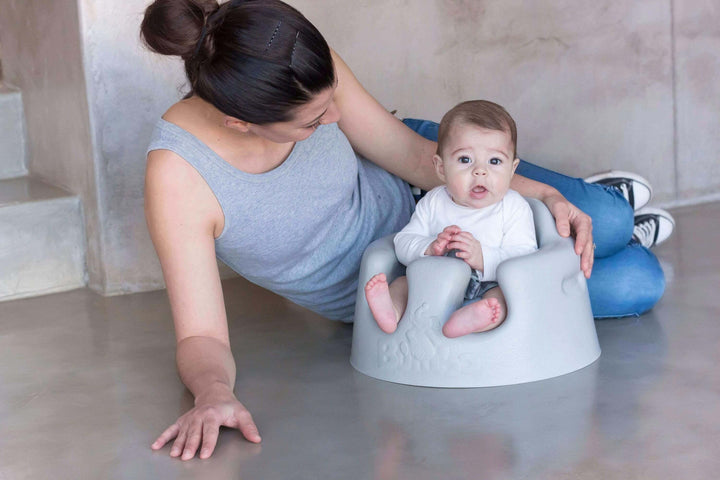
left=350, top=198, right=601, bottom=388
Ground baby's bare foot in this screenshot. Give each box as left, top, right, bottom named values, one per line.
left=442, top=297, right=503, bottom=338
left=365, top=274, right=400, bottom=333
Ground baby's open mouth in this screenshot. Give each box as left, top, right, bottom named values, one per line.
left=472, top=186, right=487, bottom=193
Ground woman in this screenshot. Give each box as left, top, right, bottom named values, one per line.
left=141, top=0, right=663, bottom=460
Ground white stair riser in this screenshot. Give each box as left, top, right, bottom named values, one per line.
left=0, top=197, right=86, bottom=301
left=0, top=90, right=28, bottom=179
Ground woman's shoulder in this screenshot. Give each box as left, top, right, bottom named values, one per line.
left=146, top=147, right=224, bottom=238
left=149, top=99, right=220, bottom=166
left=147, top=102, right=196, bottom=169
left=161, top=98, right=203, bottom=132
left=147, top=100, right=225, bottom=235
left=148, top=99, right=215, bottom=189
left=146, top=147, right=202, bottom=194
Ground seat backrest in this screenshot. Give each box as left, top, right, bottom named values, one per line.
left=526, top=197, right=562, bottom=248
left=351, top=197, right=600, bottom=388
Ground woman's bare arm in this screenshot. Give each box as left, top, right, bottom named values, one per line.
left=332, top=50, right=441, bottom=191
left=145, top=148, right=260, bottom=460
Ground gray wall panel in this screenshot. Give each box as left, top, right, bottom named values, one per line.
left=1, top=0, right=715, bottom=293
left=674, top=0, right=720, bottom=200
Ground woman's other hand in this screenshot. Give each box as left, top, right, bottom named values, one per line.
left=543, top=192, right=594, bottom=278
left=151, top=384, right=261, bottom=460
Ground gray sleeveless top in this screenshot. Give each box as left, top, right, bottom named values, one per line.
left=147, top=120, right=415, bottom=321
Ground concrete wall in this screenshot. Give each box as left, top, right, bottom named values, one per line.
left=0, top=0, right=102, bottom=287
left=3, top=0, right=718, bottom=294
left=77, top=0, right=184, bottom=293
left=290, top=0, right=717, bottom=205
left=74, top=0, right=720, bottom=292
left=674, top=0, right=720, bottom=201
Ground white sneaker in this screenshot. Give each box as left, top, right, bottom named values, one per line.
left=585, top=170, right=653, bottom=211
left=632, top=207, right=675, bottom=248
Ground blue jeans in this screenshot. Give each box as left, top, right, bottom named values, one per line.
left=403, top=118, right=665, bottom=318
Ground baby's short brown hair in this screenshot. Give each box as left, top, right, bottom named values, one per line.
left=437, top=100, right=517, bottom=159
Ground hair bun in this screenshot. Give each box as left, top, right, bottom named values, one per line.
left=140, top=0, right=336, bottom=125
left=140, top=0, right=220, bottom=60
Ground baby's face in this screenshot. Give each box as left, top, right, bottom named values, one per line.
left=434, top=123, right=519, bottom=209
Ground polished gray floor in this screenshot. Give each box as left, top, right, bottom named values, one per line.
left=1, top=201, right=719, bottom=480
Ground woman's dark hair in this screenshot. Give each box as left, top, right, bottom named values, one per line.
left=140, top=0, right=335, bottom=124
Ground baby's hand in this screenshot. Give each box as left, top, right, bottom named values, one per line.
left=425, top=225, right=462, bottom=256
left=447, top=231, right=484, bottom=271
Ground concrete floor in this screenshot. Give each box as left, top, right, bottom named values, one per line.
left=1, top=201, right=718, bottom=480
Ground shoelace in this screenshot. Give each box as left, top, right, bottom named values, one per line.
left=612, top=181, right=637, bottom=209
left=633, top=217, right=658, bottom=248
left=598, top=178, right=635, bottom=209
left=616, top=182, right=630, bottom=203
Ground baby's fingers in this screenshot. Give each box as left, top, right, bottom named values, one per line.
left=152, top=423, right=180, bottom=451
left=450, top=249, right=469, bottom=259
left=452, top=231, right=476, bottom=242
left=447, top=240, right=470, bottom=253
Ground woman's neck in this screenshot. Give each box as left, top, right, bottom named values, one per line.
left=163, top=96, right=295, bottom=174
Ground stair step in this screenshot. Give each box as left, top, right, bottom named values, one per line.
left=0, top=86, right=28, bottom=180
left=0, top=177, right=86, bottom=301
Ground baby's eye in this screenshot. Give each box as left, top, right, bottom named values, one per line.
left=458, top=155, right=472, bottom=164
left=489, top=157, right=502, bottom=165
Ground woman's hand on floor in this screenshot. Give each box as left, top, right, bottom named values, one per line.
left=543, top=192, right=594, bottom=278
left=151, top=385, right=261, bottom=460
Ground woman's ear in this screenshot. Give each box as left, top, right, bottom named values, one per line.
left=224, top=117, right=251, bottom=133
left=433, top=154, right=446, bottom=181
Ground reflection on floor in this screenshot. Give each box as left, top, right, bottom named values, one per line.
left=0, top=201, right=719, bottom=479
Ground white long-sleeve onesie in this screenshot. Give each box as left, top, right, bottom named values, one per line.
left=394, top=186, right=538, bottom=282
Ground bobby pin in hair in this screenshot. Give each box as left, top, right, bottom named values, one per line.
left=266, top=21, right=282, bottom=52
left=289, top=31, right=300, bottom=67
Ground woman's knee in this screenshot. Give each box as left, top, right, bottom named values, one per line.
left=555, top=180, right=633, bottom=256
left=516, top=160, right=635, bottom=256
left=590, top=189, right=635, bottom=257
left=588, top=245, right=666, bottom=318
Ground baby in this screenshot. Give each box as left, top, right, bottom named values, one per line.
left=365, top=100, right=537, bottom=337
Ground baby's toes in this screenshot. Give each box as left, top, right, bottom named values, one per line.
left=365, top=273, right=385, bottom=290
left=487, top=298, right=501, bottom=320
